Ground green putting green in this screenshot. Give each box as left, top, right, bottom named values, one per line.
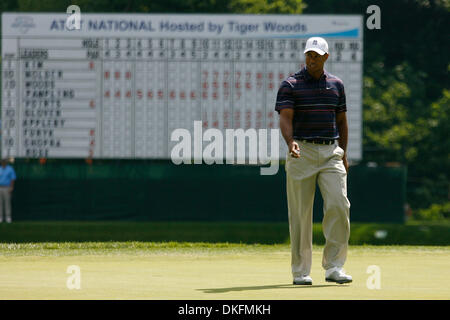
left=0, top=242, right=448, bottom=299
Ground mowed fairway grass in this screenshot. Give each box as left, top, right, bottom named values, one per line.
left=0, top=242, right=449, bottom=300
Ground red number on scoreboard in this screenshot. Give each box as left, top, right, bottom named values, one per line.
left=256, top=111, right=262, bottom=120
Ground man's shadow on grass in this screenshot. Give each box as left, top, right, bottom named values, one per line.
left=199, top=283, right=348, bottom=294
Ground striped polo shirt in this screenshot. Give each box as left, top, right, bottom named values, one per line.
left=275, top=67, right=346, bottom=140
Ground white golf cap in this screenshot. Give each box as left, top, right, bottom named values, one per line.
left=303, top=37, right=329, bottom=55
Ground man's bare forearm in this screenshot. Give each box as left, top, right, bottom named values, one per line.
left=279, top=110, right=295, bottom=146
left=336, top=113, right=348, bottom=154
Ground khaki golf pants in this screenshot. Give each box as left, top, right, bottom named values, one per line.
left=0, top=187, right=12, bottom=222
left=285, top=140, right=350, bottom=277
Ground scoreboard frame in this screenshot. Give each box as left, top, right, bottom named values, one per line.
left=1, top=13, right=364, bottom=161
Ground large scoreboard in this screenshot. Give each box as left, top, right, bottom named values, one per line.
left=1, top=13, right=363, bottom=160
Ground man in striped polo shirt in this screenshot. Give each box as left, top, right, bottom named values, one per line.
left=275, top=37, right=352, bottom=285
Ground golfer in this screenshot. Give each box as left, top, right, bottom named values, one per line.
left=275, top=37, right=352, bottom=285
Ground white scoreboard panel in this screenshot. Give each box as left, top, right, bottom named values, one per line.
left=1, top=14, right=363, bottom=160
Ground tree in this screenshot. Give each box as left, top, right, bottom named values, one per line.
left=363, top=63, right=449, bottom=209
left=229, top=0, right=305, bottom=13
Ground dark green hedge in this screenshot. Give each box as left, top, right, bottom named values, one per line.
left=0, top=221, right=448, bottom=245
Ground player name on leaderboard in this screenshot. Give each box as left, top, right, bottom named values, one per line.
left=1, top=14, right=363, bottom=160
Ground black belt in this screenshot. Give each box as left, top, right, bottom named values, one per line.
left=301, top=139, right=335, bottom=145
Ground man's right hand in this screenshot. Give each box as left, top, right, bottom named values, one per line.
left=288, top=140, right=301, bottom=158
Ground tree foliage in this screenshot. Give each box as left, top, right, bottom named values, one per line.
left=229, top=0, right=305, bottom=14
left=7, top=0, right=306, bottom=14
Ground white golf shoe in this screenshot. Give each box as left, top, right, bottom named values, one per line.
left=325, top=267, right=352, bottom=284
left=293, top=275, right=313, bottom=285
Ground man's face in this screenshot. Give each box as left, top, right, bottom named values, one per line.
left=305, top=51, right=329, bottom=73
